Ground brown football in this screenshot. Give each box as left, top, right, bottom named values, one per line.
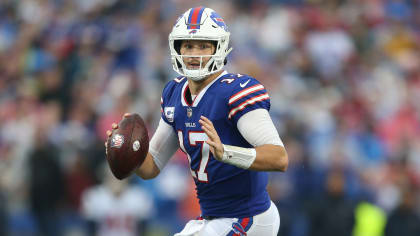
left=106, top=113, right=149, bottom=180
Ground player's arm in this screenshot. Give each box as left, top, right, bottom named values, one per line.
left=135, top=118, right=179, bottom=179
left=246, top=145, right=287, bottom=172
left=106, top=115, right=179, bottom=179
left=134, top=153, right=160, bottom=179
left=236, top=109, right=288, bottom=171
left=199, top=109, right=288, bottom=172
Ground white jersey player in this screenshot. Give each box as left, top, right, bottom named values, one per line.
left=81, top=169, right=153, bottom=236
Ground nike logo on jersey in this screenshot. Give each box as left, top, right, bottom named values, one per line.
left=240, top=79, right=251, bottom=88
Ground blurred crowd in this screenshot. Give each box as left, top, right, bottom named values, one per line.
left=0, top=0, right=420, bottom=235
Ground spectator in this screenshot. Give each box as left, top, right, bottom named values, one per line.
left=28, top=130, right=65, bottom=236
left=307, top=168, right=356, bottom=236
left=385, top=186, right=420, bottom=236
left=81, top=167, right=154, bottom=236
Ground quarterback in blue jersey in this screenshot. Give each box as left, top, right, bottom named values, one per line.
left=106, top=7, right=288, bottom=236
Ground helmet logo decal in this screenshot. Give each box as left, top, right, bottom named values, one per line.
left=189, top=30, right=197, bottom=34
left=187, top=7, right=205, bottom=29
left=210, top=12, right=227, bottom=31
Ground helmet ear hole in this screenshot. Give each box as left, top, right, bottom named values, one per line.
left=211, top=41, right=218, bottom=55
left=174, top=40, right=182, bottom=54
left=176, top=58, right=183, bottom=69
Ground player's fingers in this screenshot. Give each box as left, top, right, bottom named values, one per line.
left=201, top=124, right=211, bottom=137
left=199, top=119, right=222, bottom=143
left=205, top=123, right=218, bottom=137
left=206, top=140, right=223, bottom=159
left=206, top=139, right=217, bottom=147
left=199, top=119, right=215, bottom=132
left=200, top=117, right=214, bottom=129
left=200, top=116, right=213, bottom=125
left=111, top=123, right=118, bottom=129
left=201, top=123, right=218, bottom=141
left=106, top=130, right=112, bottom=137
left=199, top=119, right=208, bottom=128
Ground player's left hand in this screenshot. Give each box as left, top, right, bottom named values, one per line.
left=199, top=116, right=224, bottom=160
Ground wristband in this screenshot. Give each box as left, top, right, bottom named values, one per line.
left=221, top=144, right=257, bottom=169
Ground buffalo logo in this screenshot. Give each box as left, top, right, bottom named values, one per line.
left=231, top=222, right=246, bottom=236
left=110, top=134, right=124, bottom=148
left=210, top=12, right=228, bottom=31
left=189, top=29, right=197, bottom=34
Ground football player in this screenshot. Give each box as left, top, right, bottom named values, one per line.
left=106, top=7, right=288, bottom=236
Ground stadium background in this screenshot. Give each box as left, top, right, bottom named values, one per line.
left=0, top=0, right=419, bottom=235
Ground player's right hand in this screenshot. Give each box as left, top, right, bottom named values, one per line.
left=199, top=115, right=224, bottom=160
left=105, top=113, right=132, bottom=149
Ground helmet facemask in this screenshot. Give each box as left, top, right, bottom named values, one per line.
left=170, top=39, right=231, bottom=81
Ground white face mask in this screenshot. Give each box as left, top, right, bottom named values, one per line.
left=178, top=54, right=216, bottom=81
left=171, top=46, right=232, bottom=81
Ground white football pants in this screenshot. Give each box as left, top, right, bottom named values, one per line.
left=174, top=201, right=280, bottom=236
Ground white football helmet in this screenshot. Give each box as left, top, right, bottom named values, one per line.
left=169, top=7, right=232, bottom=81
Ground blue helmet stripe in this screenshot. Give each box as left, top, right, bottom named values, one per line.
left=187, top=8, right=195, bottom=28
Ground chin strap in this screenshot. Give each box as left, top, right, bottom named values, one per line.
left=221, top=144, right=257, bottom=169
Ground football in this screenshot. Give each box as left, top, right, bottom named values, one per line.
left=106, top=113, right=149, bottom=180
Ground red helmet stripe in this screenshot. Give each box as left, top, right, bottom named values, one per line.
left=188, top=7, right=204, bottom=29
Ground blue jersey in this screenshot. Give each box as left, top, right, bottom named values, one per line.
left=160, top=72, right=271, bottom=218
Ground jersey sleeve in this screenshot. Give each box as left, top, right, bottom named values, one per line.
left=161, top=77, right=185, bottom=125
left=227, top=76, right=270, bottom=124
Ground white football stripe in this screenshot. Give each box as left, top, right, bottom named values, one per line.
left=228, top=93, right=269, bottom=119
left=229, top=84, right=264, bottom=105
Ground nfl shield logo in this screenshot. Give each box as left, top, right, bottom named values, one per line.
left=110, top=134, right=124, bottom=148
left=187, top=107, right=193, bottom=118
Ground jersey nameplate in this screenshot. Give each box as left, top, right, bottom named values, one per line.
left=185, top=122, right=196, bottom=127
